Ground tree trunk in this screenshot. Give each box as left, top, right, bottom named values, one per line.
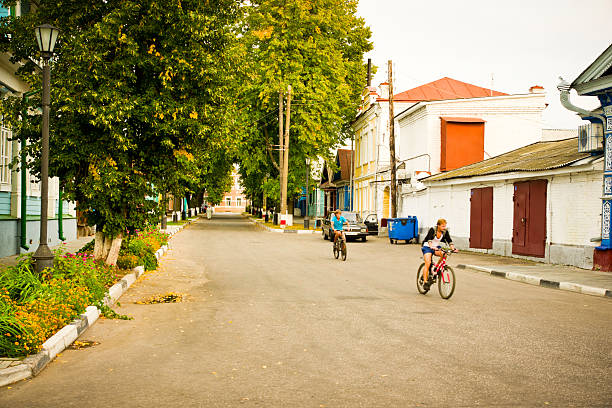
left=102, top=236, right=112, bottom=259
left=161, top=193, right=168, bottom=230
left=93, top=231, right=105, bottom=259
left=105, top=234, right=123, bottom=266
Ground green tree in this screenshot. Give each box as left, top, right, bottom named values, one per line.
left=0, top=0, right=239, bottom=264
left=232, top=0, right=372, bottom=210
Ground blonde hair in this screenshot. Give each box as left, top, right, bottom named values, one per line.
left=437, top=218, right=447, bottom=226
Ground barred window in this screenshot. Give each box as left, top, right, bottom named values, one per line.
left=0, top=126, right=11, bottom=184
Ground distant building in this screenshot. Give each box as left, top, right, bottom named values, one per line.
left=209, top=166, right=248, bottom=213
left=319, top=149, right=354, bottom=217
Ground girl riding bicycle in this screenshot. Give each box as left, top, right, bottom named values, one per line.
left=421, top=219, right=457, bottom=290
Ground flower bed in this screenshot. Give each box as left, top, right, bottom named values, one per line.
left=0, top=227, right=170, bottom=358
left=0, top=252, right=122, bottom=358
left=117, top=228, right=169, bottom=271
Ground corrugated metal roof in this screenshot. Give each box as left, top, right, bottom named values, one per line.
left=393, top=77, right=508, bottom=102
left=425, top=137, right=597, bottom=182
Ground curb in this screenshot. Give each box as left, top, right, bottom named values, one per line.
left=247, top=217, right=317, bottom=234
left=0, top=224, right=186, bottom=388
left=457, top=264, right=612, bottom=299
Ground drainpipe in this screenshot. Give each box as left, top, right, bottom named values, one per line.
left=20, top=90, right=41, bottom=251
left=58, top=187, right=66, bottom=241
left=20, top=129, right=28, bottom=250
left=557, top=77, right=605, bottom=124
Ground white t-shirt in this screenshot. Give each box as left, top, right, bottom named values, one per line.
left=429, top=233, right=442, bottom=248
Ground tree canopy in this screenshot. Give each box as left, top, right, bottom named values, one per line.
left=231, top=0, right=372, bottom=208
left=0, top=0, right=239, bottom=234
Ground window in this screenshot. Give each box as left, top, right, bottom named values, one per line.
left=1, top=126, right=11, bottom=184
left=225, top=197, right=231, bottom=207
left=237, top=197, right=242, bottom=207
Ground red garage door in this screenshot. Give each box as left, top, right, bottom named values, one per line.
left=470, top=187, right=493, bottom=249
left=512, top=180, right=547, bottom=257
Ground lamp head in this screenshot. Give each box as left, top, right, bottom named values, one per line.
left=35, top=24, right=60, bottom=59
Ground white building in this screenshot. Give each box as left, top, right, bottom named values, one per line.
left=353, top=77, right=548, bottom=222
left=395, top=80, right=548, bottom=220
left=412, top=137, right=601, bottom=269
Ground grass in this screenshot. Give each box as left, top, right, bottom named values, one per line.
left=166, top=220, right=190, bottom=226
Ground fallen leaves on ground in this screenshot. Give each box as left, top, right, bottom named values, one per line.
left=135, top=292, right=184, bottom=304
left=69, top=340, right=100, bottom=350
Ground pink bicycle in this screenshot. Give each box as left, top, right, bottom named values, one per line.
left=416, top=247, right=456, bottom=299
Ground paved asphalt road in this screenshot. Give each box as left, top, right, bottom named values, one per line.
left=1, top=214, right=611, bottom=407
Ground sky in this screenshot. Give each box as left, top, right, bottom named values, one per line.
left=356, top=0, right=612, bottom=129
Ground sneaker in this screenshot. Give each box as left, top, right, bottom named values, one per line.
left=423, top=281, right=430, bottom=291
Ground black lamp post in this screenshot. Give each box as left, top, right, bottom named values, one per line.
left=304, top=157, right=310, bottom=229
left=33, top=24, right=59, bottom=273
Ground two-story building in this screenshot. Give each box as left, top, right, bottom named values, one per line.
left=351, top=83, right=414, bottom=219
left=352, top=77, right=548, bottom=221
left=208, top=165, right=248, bottom=213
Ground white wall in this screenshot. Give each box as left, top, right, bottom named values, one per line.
left=397, top=93, right=546, bottom=176
left=401, top=163, right=602, bottom=269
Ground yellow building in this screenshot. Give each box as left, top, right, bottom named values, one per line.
left=351, top=83, right=412, bottom=219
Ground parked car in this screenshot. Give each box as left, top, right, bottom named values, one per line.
left=363, top=213, right=378, bottom=235
left=322, top=211, right=369, bottom=242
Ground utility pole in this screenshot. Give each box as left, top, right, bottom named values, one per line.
left=280, top=85, right=292, bottom=215
left=388, top=60, right=397, bottom=218
left=278, top=91, right=284, bottom=222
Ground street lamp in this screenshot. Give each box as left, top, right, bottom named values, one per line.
left=33, top=24, right=59, bottom=273
left=304, top=157, right=311, bottom=229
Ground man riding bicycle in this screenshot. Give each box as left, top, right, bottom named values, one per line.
left=331, top=209, right=349, bottom=247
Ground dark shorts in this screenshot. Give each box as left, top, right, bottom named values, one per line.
left=421, top=246, right=441, bottom=255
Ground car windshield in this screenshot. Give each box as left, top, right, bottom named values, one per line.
left=341, top=212, right=362, bottom=223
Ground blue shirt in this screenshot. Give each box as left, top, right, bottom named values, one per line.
left=332, top=215, right=347, bottom=231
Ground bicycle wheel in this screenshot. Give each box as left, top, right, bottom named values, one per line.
left=341, top=241, right=347, bottom=261
left=333, top=242, right=339, bottom=259
left=416, top=263, right=429, bottom=294
left=438, top=265, right=456, bottom=299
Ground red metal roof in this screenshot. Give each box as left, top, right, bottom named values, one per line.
left=393, top=77, right=507, bottom=102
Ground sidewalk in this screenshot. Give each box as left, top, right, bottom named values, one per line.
left=0, top=236, right=95, bottom=268
left=455, top=251, right=612, bottom=299
left=0, top=219, right=188, bottom=268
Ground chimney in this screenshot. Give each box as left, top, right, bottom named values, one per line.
left=379, top=82, right=389, bottom=99
left=529, top=85, right=545, bottom=94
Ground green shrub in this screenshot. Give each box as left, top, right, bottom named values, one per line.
left=116, top=254, right=139, bottom=270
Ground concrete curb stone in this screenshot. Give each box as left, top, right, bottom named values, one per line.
left=458, top=264, right=611, bottom=299
left=0, top=222, right=186, bottom=387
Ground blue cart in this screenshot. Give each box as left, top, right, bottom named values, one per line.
left=388, top=217, right=419, bottom=244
